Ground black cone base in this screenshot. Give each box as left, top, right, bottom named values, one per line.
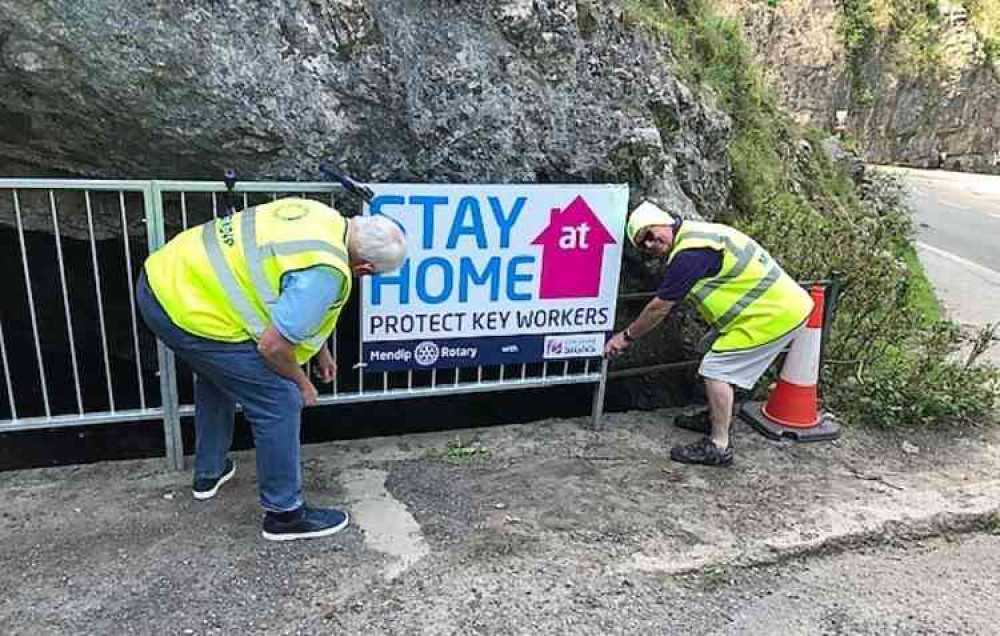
left=740, top=401, right=841, bottom=442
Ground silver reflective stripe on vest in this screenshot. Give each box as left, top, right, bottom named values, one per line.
left=204, top=210, right=350, bottom=342
left=714, top=264, right=783, bottom=329
left=241, top=208, right=277, bottom=307
left=201, top=222, right=267, bottom=338
left=241, top=211, right=349, bottom=309
left=683, top=231, right=760, bottom=304
left=262, top=240, right=349, bottom=264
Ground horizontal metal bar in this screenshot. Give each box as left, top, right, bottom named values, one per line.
left=312, top=372, right=603, bottom=405
left=608, top=360, right=700, bottom=379
left=619, top=291, right=656, bottom=301
left=608, top=340, right=802, bottom=379
left=174, top=372, right=602, bottom=416
left=0, top=408, right=166, bottom=432
left=154, top=181, right=347, bottom=193
left=0, top=179, right=151, bottom=190
left=3, top=180, right=629, bottom=194
left=0, top=372, right=600, bottom=431
left=168, top=373, right=603, bottom=419
left=619, top=279, right=834, bottom=303
left=0, top=179, right=347, bottom=193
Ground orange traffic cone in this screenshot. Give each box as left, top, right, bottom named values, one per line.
left=740, top=285, right=841, bottom=442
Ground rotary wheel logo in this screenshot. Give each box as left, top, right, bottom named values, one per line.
left=413, top=341, right=440, bottom=367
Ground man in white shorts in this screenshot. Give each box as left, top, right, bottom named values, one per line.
left=604, top=202, right=814, bottom=466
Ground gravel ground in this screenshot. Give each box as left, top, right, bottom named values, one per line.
left=1, top=409, right=998, bottom=635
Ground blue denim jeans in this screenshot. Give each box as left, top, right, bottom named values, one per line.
left=137, top=271, right=303, bottom=512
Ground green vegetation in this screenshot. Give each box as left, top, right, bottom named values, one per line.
left=987, top=514, right=1000, bottom=535
left=696, top=564, right=731, bottom=589
left=887, top=0, right=944, bottom=77
left=836, top=0, right=1000, bottom=94
left=426, top=437, right=491, bottom=461
left=900, top=243, right=941, bottom=324
left=837, top=0, right=948, bottom=101
left=962, top=0, right=1000, bottom=64
left=840, top=0, right=879, bottom=104
left=623, top=0, right=999, bottom=428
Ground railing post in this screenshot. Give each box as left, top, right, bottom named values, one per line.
left=824, top=271, right=843, bottom=341
left=591, top=358, right=609, bottom=428
left=813, top=272, right=843, bottom=403
left=145, top=182, right=184, bottom=471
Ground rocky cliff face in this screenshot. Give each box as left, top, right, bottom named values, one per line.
left=716, top=0, right=1000, bottom=174
left=1, top=0, right=732, bottom=230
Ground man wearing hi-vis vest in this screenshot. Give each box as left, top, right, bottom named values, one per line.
left=605, top=201, right=813, bottom=467
left=137, top=197, right=406, bottom=541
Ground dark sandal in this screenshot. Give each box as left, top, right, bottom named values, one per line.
left=670, top=437, right=734, bottom=466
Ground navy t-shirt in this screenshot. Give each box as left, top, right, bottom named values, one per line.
left=656, top=220, right=723, bottom=302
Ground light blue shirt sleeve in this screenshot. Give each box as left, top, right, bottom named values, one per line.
left=271, top=266, right=348, bottom=344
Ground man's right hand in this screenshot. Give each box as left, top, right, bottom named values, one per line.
left=604, top=332, right=631, bottom=359
left=298, top=379, right=319, bottom=407
left=259, top=325, right=320, bottom=407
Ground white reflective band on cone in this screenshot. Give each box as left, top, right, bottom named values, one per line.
left=778, top=327, right=821, bottom=386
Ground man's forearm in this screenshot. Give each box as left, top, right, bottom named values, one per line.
left=626, top=298, right=674, bottom=340
left=257, top=325, right=310, bottom=387
left=259, top=347, right=310, bottom=386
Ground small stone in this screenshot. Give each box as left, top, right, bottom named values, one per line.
left=494, top=503, right=506, bottom=510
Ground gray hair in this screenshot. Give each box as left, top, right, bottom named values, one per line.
left=351, top=215, right=407, bottom=273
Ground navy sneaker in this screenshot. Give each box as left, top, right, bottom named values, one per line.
left=670, top=437, right=734, bottom=467
left=262, top=506, right=350, bottom=542
left=192, top=459, right=236, bottom=500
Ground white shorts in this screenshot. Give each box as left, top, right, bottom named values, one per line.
left=698, top=324, right=806, bottom=390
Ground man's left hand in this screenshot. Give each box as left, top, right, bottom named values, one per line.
left=604, top=333, right=631, bottom=359
left=314, top=347, right=337, bottom=384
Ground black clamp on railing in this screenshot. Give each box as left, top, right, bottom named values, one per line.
left=222, top=169, right=238, bottom=217
left=319, top=163, right=375, bottom=204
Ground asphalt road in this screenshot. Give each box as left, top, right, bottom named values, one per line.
left=897, top=167, right=1000, bottom=272
left=882, top=167, right=1000, bottom=364
left=698, top=531, right=1000, bottom=635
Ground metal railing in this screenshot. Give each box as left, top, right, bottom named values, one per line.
left=0, top=178, right=841, bottom=471
left=0, top=181, right=160, bottom=428
left=0, top=179, right=607, bottom=470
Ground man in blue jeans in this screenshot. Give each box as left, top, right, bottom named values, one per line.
left=138, top=197, right=406, bottom=541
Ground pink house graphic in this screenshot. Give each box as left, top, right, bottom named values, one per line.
left=531, top=195, right=616, bottom=299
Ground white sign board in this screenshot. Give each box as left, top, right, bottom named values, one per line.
left=361, top=184, right=628, bottom=371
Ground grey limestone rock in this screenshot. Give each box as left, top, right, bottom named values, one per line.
left=0, top=0, right=732, bottom=231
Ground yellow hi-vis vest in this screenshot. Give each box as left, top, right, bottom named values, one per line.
left=144, top=198, right=353, bottom=364
left=668, top=221, right=813, bottom=352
